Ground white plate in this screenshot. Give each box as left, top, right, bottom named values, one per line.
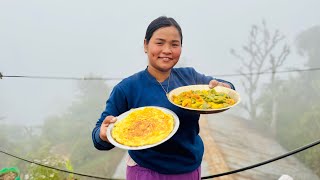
left=167, top=85, right=241, bottom=114
left=106, top=106, right=180, bottom=150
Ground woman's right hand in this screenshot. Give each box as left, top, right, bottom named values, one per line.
left=99, top=115, right=117, bottom=143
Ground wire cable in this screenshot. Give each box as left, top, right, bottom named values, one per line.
left=201, top=138, right=320, bottom=179
left=0, top=149, right=123, bottom=180
left=0, top=74, right=122, bottom=81
left=1, top=138, right=320, bottom=179
left=215, top=67, right=320, bottom=77
left=1, top=67, right=320, bottom=80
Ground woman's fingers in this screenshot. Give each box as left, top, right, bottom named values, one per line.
left=222, top=83, right=231, bottom=88
left=109, top=117, right=117, bottom=123
left=102, top=116, right=117, bottom=124
left=209, top=80, right=219, bottom=88
left=100, top=116, right=117, bottom=142
left=209, top=80, right=231, bottom=89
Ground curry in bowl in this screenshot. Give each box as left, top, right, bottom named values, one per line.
left=168, top=85, right=240, bottom=114
left=171, top=88, right=235, bottom=110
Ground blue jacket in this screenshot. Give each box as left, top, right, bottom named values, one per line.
left=92, top=67, right=235, bottom=174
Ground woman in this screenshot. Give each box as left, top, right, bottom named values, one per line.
left=92, top=16, right=235, bottom=180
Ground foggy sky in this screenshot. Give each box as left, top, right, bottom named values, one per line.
left=1, top=0, right=319, bottom=125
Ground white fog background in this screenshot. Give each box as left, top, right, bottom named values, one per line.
left=1, top=0, right=318, bottom=125
left=1, top=1, right=320, bottom=179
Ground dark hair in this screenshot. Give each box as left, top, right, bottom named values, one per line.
left=145, top=16, right=183, bottom=45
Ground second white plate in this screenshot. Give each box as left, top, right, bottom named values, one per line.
left=106, top=106, right=180, bottom=150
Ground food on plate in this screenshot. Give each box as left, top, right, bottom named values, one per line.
left=171, top=88, right=235, bottom=110
left=111, top=107, right=174, bottom=147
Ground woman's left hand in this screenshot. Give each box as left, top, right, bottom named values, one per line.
left=209, top=80, right=231, bottom=89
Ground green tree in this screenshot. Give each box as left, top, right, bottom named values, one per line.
left=41, top=76, right=125, bottom=177
left=231, top=20, right=290, bottom=128
left=294, top=25, right=320, bottom=176
left=296, top=26, right=320, bottom=68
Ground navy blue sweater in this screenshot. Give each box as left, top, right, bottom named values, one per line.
left=92, top=67, right=235, bottom=174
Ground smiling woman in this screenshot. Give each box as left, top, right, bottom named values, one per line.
left=144, top=17, right=182, bottom=81
left=92, top=16, right=236, bottom=180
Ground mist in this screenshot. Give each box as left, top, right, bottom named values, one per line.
left=1, top=0, right=320, bottom=179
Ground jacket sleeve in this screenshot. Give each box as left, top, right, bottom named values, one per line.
left=192, top=68, right=236, bottom=90
left=92, top=84, right=128, bottom=150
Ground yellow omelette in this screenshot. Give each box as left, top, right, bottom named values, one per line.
left=111, top=107, right=174, bottom=147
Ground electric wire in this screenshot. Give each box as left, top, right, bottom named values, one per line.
left=0, top=149, right=122, bottom=180
left=1, top=67, right=320, bottom=81
left=0, top=75, right=122, bottom=81
left=201, top=138, right=320, bottom=179
left=215, top=67, right=320, bottom=77
left=1, top=138, right=320, bottom=179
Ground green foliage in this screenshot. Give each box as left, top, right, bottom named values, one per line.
left=26, top=156, right=67, bottom=180
left=1, top=77, right=125, bottom=179
left=0, top=123, right=25, bottom=168
left=257, top=25, right=320, bottom=177
left=65, top=160, right=74, bottom=180
left=292, top=105, right=320, bottom=176
left=25, top=157, right=79, bottom=180
left=39, top=78, right=125, bottom=177
left=258, top=70, right=320, bottom=177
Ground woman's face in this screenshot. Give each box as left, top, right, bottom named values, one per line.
left=144, top=26, right=182, bottom=73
